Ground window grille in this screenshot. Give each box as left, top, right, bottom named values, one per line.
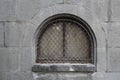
left=36, top=19, right=92, bottom=63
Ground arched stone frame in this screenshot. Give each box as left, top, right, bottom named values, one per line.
left=35, top=13, right=97, bottom=64
left=23, top=4, right=106, bottom=73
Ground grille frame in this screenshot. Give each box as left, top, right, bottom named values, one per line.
left=35, top=14, right=97, bottom=65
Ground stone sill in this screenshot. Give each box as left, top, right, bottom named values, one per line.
left=32, top=63, right=96, bottom=72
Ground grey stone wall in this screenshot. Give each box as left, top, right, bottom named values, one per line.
left=0, top=0, right=120, bottom=80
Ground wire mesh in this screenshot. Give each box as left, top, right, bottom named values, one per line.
left=36, top=19, right=92, bottom=63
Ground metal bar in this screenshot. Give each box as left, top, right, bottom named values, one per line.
left=37, top=19, right=93, bottom=63
left=62, top=22, right=66, bottom=57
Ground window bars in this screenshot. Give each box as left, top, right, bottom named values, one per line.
left=36, top=19, right=92, bottom=63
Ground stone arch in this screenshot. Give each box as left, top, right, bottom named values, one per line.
left=26, top=4, right=106, bottom=72
left=35, top=13, right=97, bottom=65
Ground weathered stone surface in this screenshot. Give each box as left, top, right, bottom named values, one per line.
left=97, top=48, right=106, bottom=72
left=107, top=48, right=120, bottom=72
left=20, top=47, right=33, bottom=72
left=105, top=73, right=120, bottom=80
left=64, top=0, right=107, bottom=22
left=9, top=71, right=33, bottom=80
left=0, top=48, right=9, bottom=72
left=8, top=48, right=20, bottom=72
left=5, top=22, right=23, bottom=47
left=64, top=0, right=88, bottom=4
left=108, top=23, right=120, bottom=48
left=0, top=71, right=8, bottom=80
left=0, top=22, right=4, bottom=47
left=111, top=0, right=120, bottom=21
left=1, top=0, right=120, bottom=80
left=92, top=0, right=108, bottom=22
left=15, top=0, right=63, bottom=21
left=0, top=0, right=16, bottom=21
left=92, top=72, right=106, bottom=80
left=5, top=22, right=35, bottom=47
left=0, top=47, right=33, bottom=80
left=0, top=47, right=19, bottom=72
left=32, top=64, right=95, bottom=72
left=0, top=71, right=33, bottom=80
left=76, top=1, right=93, bottom=24
left=30, top=4, right=107, bottom=72
left=34, top=73, right=92, bottom=80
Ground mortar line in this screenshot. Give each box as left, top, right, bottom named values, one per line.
left=3, top=22, right=7, bottom=48
left=107, top=0, right=112, bottom=22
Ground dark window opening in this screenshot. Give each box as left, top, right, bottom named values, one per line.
left=36, top=17, right=94, bottom=64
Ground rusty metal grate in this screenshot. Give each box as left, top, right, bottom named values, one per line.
left=36, top=19, right=92, bottom=63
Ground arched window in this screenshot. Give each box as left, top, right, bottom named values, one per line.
left=36, top=14, right=96, bottom=65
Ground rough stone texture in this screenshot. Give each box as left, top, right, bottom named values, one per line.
left=20, top=47, right=33, bottom=72
left=15, top=0, right=63, bottom=21
left=105, top=73, right=120, bottom=80
left=32, top=64, right=95, bottom=72
left=92, top=72, right=106, bottom=80
left=0, top=71, right=33, bottom=80
left=34, top=73, right=92, bottom=80
left=107, top=22, right=120, bottom=72
left=0, top=22, right=4, bottom=47
left=108, top=23, right=120, bottom=48
left=108, top=20, right=120, bottom=72
left=4, top=22, right=35, bottom=47
left=65, top=0, right=108, bottom=22
left=107, top=48, right=120, bottom=72
left=0, top=48, right=9, bottom=72
left=0, top=0, right=120, bottom=80
left=0, top=47, right=23, bottom=72
left=5, top=22, right=24, bottom=47
left=0, top=0, right=16, bottom=21
left=111, top=0, right=120, bottom=21
left=9, top=71, right=33, bottom=80
left=0, top=0, right=64, bottom=21
left=92, top=72, right=120, bottom=80
left=0, top=47, right=34, bottom=80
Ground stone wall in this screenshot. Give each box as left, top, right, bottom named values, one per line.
left=0, top=0, right=120, bottom=80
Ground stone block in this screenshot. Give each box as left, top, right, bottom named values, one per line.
left=0, top=71, right=8, bottom=80
left=36, top=0, right=63, bottom=7
left=5, top=22, right=22, bottom=47
left=8, top=47, right=20, bottom=72
left=63, top=0, right=94, bottom=24
left=32, top=64, right=95, bottom=72
left=0, top=0, right=16, bottom=21
left=5, top=22, right=35, bottom=47
left=97, top=48, right=106, bottom=72
left=4, top=71, right=33, bottom=80
left=0, top=22, right=4, bottom=47
left=107, top=48, right=120, bottom=72
left=0, top=47, right=20, bottom=72
left=15, top=0, right=63, bottom=21
left=20, top=47, right=33, bottom=72
left=105, top=73, right=120, bottom=80
left=0, top=48, right=9, bottom=72
left=108, top=23, right=120, bottom=48
left=91, top=0, right=108, bottom=22
left=35, top=73, right=92, bottom=80
left=111, top=0, right=120, bottom=21
left=31, top=4, right=78, bottom=27
left=0, top=47, right=32, bottom=80
left=0, top=47, right=34, bottom=73
left=13, top=72, right=33, bottom=80
left=64, top=0, right=107, bottom=22
left=64, top=0, right=87, bottom=4
left=92, top=72, right=106, bottom=80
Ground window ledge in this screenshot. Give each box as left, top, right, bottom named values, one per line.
left=32, top=63, right=96, bottom=72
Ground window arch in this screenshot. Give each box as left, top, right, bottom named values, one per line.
left=36, top=14, right=97, bottom=64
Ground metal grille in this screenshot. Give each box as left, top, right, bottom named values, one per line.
left=36, top=19, right=92, bottom=63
